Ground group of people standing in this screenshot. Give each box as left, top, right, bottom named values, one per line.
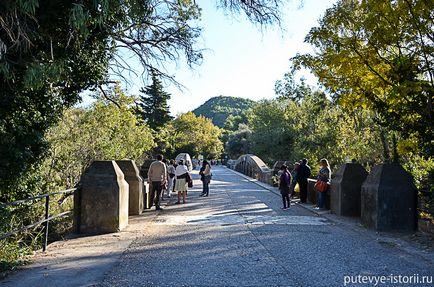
left=147, top=155, right=191, bottom=210
left=147, top=155, right=213, bottom=210
left=278, top=158, right=331, bottom=210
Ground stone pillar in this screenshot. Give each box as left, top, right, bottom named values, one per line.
left=78, top=161, right=129, bottom=233
left=330, top=163, right=368, bottom=216
left=361, top=164, right=417, bottom=232
left=116, top=160, right=144, bottom=215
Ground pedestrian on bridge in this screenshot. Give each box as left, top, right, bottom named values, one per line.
left=199, top=160, right=212, bottom=197
left=175, top=160, right=190, bottom=204
left=296, top=158, right=311, bottom=204
left=166, top=159, right=176, bottom=198
left=314, top=158, right=331, bottom=210
left=289, top=161, right=299, bottom=199
left=148, top=154, right=167, bottom=211
left=279, top=164, right=292, bottom=210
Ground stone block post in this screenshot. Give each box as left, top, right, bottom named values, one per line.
left=78, top=160, right=129, bottom=233
left=116, top=160, right=144, bottom=215
left=330, top=163, right=368, bottom=216
left=361, top=164, right=417, bottom=232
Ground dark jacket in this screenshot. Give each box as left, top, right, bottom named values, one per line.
left=296, top=163, right=311, bottom=182
left=279, top=170, right=292, bottom=194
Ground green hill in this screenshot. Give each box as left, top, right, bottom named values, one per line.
left=192, top=96, right=255, bottom=128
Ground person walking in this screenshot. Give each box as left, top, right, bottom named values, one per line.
left=147, top=154, right=167, bottom=211
left=279, top=164, right=292, bottom=209
left=199, top=160, right=212, bottom=197
left=175, top=160, right=190, bottom=204
left=166, top=159, right=176, bottom=198
left=314, top=158, right=331, bottom=210
left=289, top=161, right=299, bottom=199
left=296, top=158, right=311, bottom=204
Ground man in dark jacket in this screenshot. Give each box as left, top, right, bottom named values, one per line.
left=296, top=158, right=311, bottom=203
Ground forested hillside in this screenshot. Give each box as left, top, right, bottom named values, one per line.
left=192, top=96, right=255, bottom=128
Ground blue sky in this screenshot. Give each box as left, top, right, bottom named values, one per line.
left=105, top=0, right=337, bottom=115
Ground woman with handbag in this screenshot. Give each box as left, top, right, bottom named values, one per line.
left=174, top=160, right=191, bottom=204
left=314, top=158, right=331, bottom=210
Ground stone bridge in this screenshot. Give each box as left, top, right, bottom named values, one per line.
left=73, top=155, right=421, bottom=235
left=3, top=164, right=432, bottom=287
left=234, top=154, right=273, bottom=185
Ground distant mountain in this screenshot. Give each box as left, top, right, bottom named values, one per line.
left=192, top=96, right=255, bottom=128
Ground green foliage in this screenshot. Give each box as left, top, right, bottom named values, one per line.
left=246, top=100, right=295, bottom=163
left=172, top=112, right=224, bottom=159
left=44, top=86, right=155, bottom=190
left=0, top=0, right=202, bottom=192
left=193, top=96, right=255, bottom=128
left=292, top=0, right=434, bottom=157
left=243, top=89, right=385, bottom=173
left=225, top=124, right=252, bottom=159
left=274, top=66, right=311, bottom=101
left=1, top=85, right=155, bottom=271
left=136, top=72, right=173, bottom=130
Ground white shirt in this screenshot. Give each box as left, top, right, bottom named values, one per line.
left=175, top=164, right=188, bottom=176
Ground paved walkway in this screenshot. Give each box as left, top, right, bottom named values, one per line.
left=2, top=166, right=433, bottom=287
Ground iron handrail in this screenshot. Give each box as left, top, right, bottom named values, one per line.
left=0, top=188, right=78, bottom=251
left=0, top=188, right=76, bottom=208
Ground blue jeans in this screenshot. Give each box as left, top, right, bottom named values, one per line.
left=317, top=191, right=326, bottom=208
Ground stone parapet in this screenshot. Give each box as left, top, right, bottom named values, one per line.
left=78, top=160, right=129, bottom=233
left=235, top=154, right=273, bottom=185
left=361, top=164, right=417, bottom=232
left=330, top=163, right=368, bottom=217
left=116, top=160, right=144, bottom=215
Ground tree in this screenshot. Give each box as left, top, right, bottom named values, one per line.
left=274, top=65, right=311, bottom=101
left=246, top=99, right=294, bottom=163
left=172, top=112, right=223, bottom=159
left=42, top=86, right=155, bottom=191
left=0, top=0, right=202, bottom=189
left=225, top=124, right=252, bottom=159
left=292, top=0, right=434, bottom=157
left=136, top=72, right=173, bottom=130
left=0, top=85, right=155, bottom=203
left=0, top=0, right=285, bottom=191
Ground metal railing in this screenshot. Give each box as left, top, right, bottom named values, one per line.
left=0, top=188, right=78, bottom=251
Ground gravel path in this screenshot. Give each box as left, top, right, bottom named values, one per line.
left=2, top=166, right=433, bottom=287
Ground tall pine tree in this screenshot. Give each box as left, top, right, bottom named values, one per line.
left=137, top=72, right=173, bottom=130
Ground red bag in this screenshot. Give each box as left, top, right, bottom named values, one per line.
left=314, top=180, right=329, bottom=192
